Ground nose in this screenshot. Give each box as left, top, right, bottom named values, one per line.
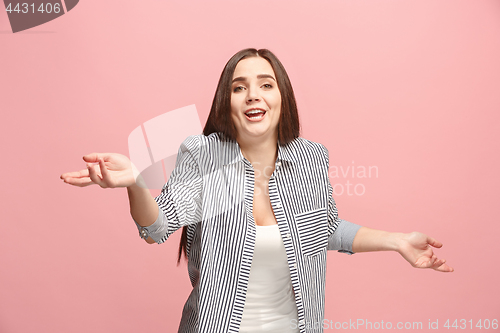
left=246, top=85, right=260, bottom=103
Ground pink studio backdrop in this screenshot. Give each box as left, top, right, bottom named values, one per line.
left=1, top=1, right=499, bottom=332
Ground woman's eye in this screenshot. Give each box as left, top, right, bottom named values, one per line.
left=233, top=86, right=244, bottom=92
left=262, top=84, right=273, bottom=89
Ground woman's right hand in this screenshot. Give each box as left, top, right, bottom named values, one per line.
left=60, top=153, right=138, bottom=188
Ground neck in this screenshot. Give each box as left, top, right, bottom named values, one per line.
left=236, top=133, right=278, bottom=165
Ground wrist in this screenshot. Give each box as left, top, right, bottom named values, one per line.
left=127, top=182, right=141, bottom=190
left=127, top=174, right=147, bottom=190
left=129, top=161, right=148, bottom=189
left=391, top=232, right=408, bottom=253
left=352, top=228, right=407, bottom=253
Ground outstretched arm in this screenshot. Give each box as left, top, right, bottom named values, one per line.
left=60, top=152, right=159, bottom=244
left=352, top=227, right=454, bottom=272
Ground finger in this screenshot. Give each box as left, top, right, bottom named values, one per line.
left=430, top=254, right=439, bottom=266
left=434, top=262, right=454, bottom=273
left=430, top=258, right=446, bottom=269
left=87, top=164, right=105, bottom=188
left=419, top=254, right=437, bottom=268
left=98, top=158, right=114, bottom=188
left=61, top=168, right=90, bottom=179
left=62, top=176, right=95, bottom=187
left=426, top=235, right=443, bottom=248
left=83, top=153, right=99, bottom=163
left=83, top=153, right=110, bottom=163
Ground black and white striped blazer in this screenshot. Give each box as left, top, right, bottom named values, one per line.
left=137, top=132, right=361, bottom=333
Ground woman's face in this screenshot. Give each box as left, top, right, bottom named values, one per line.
left=230, top=56, right=281, bottom=143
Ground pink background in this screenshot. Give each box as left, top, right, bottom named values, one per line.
left=1, top=0, right=499, bottom=332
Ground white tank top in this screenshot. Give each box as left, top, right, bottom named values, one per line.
left=239, top=224, right=299, bottom=332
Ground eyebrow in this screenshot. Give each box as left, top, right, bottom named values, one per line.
left=231, top=74, right=276, bottom=83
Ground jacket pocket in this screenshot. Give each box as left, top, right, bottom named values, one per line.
left=294, top=208, right=328, bottom=257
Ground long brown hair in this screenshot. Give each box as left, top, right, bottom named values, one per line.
left=177, top=48, right=301, bottom=263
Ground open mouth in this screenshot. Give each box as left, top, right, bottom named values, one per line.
left=244, top=109, right=266, bottom=120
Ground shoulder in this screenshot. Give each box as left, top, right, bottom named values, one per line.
left=179, top=132, right=235, bottom=167
left=181, top=132, right=226, bottom=146
left=179, top=132, right=225, bottom=150
left=289, top=137, right=329, bottom=163
left=294, top=137, right=328, bottom=153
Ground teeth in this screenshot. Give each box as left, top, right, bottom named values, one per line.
left=245, top=110, right=265, bottom=115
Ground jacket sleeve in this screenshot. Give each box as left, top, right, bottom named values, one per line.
left=134, top=135, right=203, bottom=244
left=321, top=144, right=362, bottom=254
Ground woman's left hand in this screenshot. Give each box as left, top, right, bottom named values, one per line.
left=397, top=232, right=454, bottom=272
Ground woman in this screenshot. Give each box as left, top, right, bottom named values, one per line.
left=60, top=48, right=453, bottom=333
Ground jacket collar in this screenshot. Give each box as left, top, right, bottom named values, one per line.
left=218, top=132, right=299, bottom=166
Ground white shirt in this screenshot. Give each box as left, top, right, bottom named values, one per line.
left=239, top=224, right=299, bottom=332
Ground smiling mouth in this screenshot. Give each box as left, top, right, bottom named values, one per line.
left=244, top=109, right=266, bottom=119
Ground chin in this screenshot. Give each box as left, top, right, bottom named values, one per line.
left=244, top=128, right=276, bottom=139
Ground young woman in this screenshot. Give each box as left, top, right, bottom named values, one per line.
left=60, top=48, right=453, bottom=333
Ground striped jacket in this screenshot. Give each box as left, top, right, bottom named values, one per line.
left=137, top=132, right=361, bottom=333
